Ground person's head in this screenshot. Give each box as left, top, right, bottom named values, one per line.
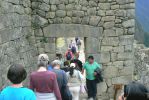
left=75, top=53, right=79, bottom=59
left=68, top=48, right=71, bottom=51
left=70, top=40, right=73, bottom=43
left=38, top=61, right=47, bottom=68
left=7, top=64, right=27, bottom=84
left=64, top=61, right=69, bottom=67
left=51, top=60, right=61, bottom=69
left=38, top=54, right=49, bottom=67
left=69, top=63, right=76, bottom=77
left=119, top=82, right=148, bottom=100
left=88, top=56, right=94, bottom=64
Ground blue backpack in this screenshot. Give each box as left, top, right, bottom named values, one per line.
left=66, top=52, right=72, bottom=60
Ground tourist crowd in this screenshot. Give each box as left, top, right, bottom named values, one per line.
left=0, top=38, right=148, bottom=100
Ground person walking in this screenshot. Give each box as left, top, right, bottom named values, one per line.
left=76, top=38, right=81, bottom=51
left=71, top=53, right=83, bottom=72
left=52, top=60, right=72, bottom=100
left=0, top=64, right=36, bottom=100
left=66, top=63, right=84, bottom=100
left=65, top=48, right=74, bottom=61
left=30, top=54, right=62, bottom=100
left=82, top=56, right=101, bottom=100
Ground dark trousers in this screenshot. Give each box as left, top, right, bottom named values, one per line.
left=86, top=79, right=97, bottom=98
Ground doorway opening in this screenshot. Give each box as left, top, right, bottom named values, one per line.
left=55, top=37, right=86, bottom=64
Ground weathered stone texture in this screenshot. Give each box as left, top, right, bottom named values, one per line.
left=31, top=0, right=135, bottom=99
left=0, top=0, right=38, bottom=88
left=0, top=0, right=135, bottom=99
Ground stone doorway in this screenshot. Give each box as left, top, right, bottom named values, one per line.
left=55, top=37, right=86, bottom=63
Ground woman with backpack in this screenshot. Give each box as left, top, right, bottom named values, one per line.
left=65, top=48, right=74, bottom=61
left=66, top=63, right=84, bottom=100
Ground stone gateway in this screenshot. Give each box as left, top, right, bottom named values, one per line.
left=0, top=0, right=135, bottom=100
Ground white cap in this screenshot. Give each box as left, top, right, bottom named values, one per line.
left=70, top=63, right=76, bottom=68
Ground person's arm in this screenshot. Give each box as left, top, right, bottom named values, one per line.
left=29, top=75, right=34, bottom=91
left=62, top=71, right=68, bottom=87
left=82, top=68, right=84, bottom=74
left=97, top=63, right=101, bottom=68
left=82, top=63, right=86, bottom=74
left=78, top=71, right=84, bottom=83
left=53, top=74, right=62, bottom=100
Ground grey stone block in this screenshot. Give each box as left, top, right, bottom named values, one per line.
left=89, top=16, right=101, bottom=26
left=39, top=3, right=50, bottom=11
left=119, top=35, right=134, bottom=45
left=56, top=10, right=66, bottom=17
left=102, top=16, right=115, bottom=22
left=97, top=82, right=108, bottom=95
left=122, top=19, right=135, bottom=28
left=46, top=12, right=55, bottom=18
left=72, top=11, right=84, bottom=17
left=112, top=76, right=132, bottom=84
left=119, top=67, right=133, bottom=76
left=86, top=37, right=99, bottom=53
left=99, top=52, right=111, bottom=63
left=63, top=17, right=72, bottom=24
left=49, top=0, right=59, bottom=4
left=117, top=52, right=134, bottom=60
left=104, top=66, right=119, bottom=78
left=98, top=3, right=111, bottom=10
left=102, top=37, right=119, bottom=46
left=87, top=8, right=96, bottom=16
left=116, top=0, right=134, bottom=5
left=51, top=5, right=57, bottom=11
left=104, top=22, right=115, bottom=29
left=104, top=29, right=117, bottom=37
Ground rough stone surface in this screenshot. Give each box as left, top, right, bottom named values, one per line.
left=134, top=42, right=149, bottom=88
left=0, top=0, right=135, bottom=100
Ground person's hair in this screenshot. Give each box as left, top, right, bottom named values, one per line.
left=51, top=60, right=61, bottom=68
left=38, top=62, right=47, bottom=68
left=69, top=63, right=77, bottom=77
left=64, top=61, right=69, bottom=66
left=7, top=64, right=27, bottom=84
left=38, top=54, right=49, bottom=67
left=124, top=82, right=148, bottom=100
left=69, top=67, right=75, bottom=77
left=88, top=55, right=94, bottom=60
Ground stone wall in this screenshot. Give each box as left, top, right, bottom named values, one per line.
left=0, top=0, right=135, bottom=99
left=32, top=0, right=135, bottom=99
left=0, top=0, right=38, bottom=87
left=134, top=41, right=149, bottom=89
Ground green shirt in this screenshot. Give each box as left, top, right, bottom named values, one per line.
left=83, top=61, right=100, bottom=80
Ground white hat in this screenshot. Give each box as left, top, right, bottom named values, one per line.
left=70, top=63, right=76, bottom=68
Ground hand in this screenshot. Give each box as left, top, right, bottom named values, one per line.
left=118, top=93, right=125, bottom=100
left=94, top=72, right=97, bottom=76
